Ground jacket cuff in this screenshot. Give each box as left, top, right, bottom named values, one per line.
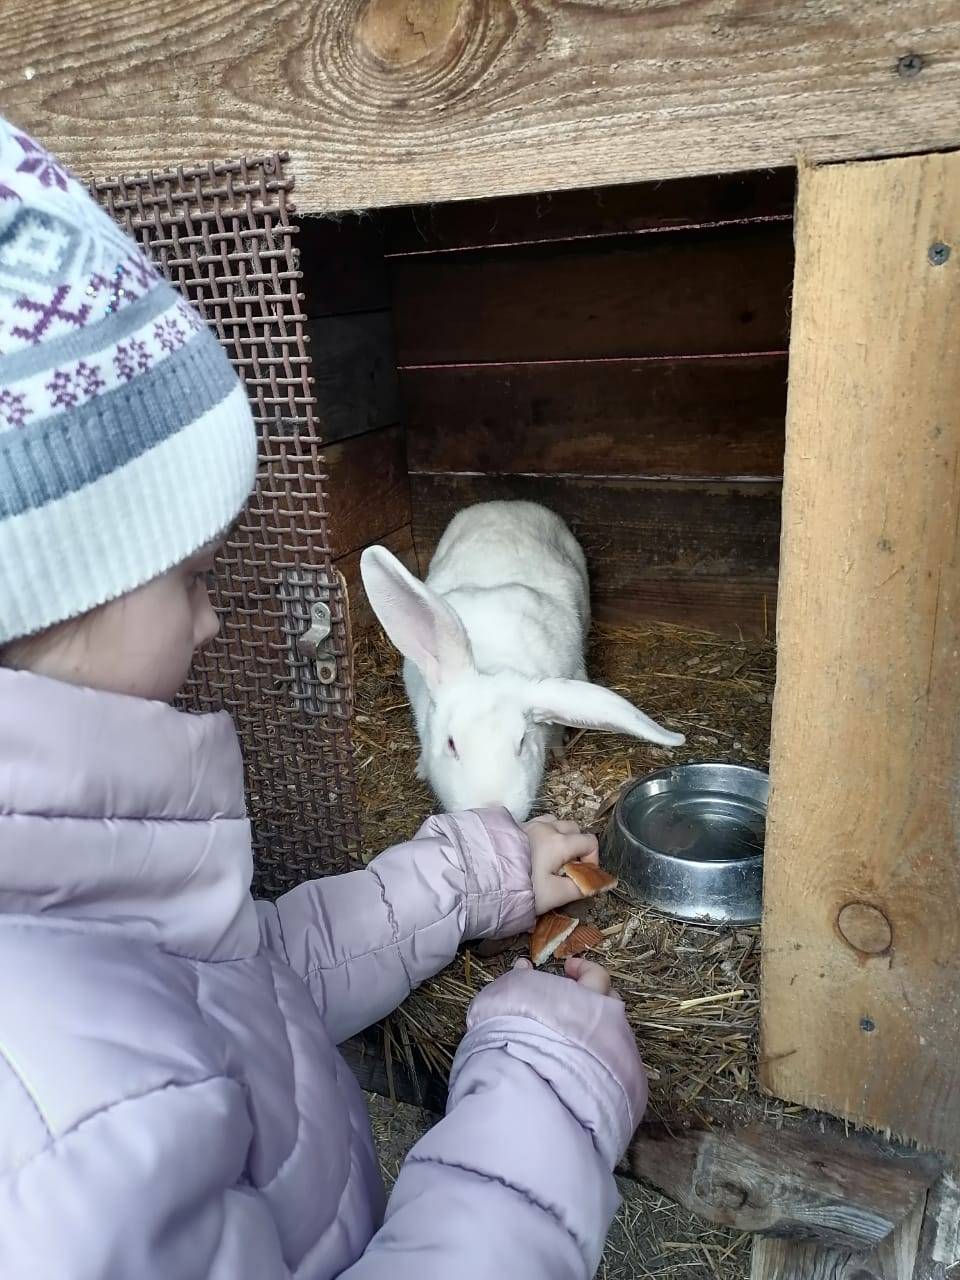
left=460, top=967, right=648, bottom=1164
left=453, top=808, right=536, bottom=940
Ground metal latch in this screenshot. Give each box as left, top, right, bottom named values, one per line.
left=297, top=601, right=337, bottom=685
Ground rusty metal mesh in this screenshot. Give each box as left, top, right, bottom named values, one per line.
left=92, top=153, right=360, bottom=893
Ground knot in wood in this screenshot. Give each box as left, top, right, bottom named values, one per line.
left=694, top=1177, right=749, bottom=1211
left=837, top=902, right=892, bottom=955
left=358, top=0, right=467, bottom=66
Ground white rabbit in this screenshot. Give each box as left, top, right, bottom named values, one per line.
left=360, top=501, right=684, bottom=821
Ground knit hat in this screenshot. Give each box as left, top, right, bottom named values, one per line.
left=0, top=118, right=257, bottom=645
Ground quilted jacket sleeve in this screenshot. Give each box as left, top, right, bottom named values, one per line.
left=0, top=1067, right=292, bottom=1280
left=261, top=808, right=535, bottom=1043
left=341, top=967, right=648, bottom=1280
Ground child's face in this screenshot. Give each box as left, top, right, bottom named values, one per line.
left=23, top=546, right=221, bottom=702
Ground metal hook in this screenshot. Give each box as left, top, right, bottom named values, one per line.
left=297, top=601, right=336, bottom=685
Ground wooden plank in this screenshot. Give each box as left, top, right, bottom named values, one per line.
left=631, top=1123, right=941, bottom=1251
left=750, top=1199, right=925, bottom=1280
left=411, top=472, right=782, bottom=578
left=298, top=214, right=389, bottom=317
left=383, top=170, right=796, bottom=255
left=3, top=3, right=958, bottom=212
left=593, top=578, right=777, bottom=640
left=308, top=312, right=401, bottom=445
left=324, top=424, right=410, bottom=560
left=391, top=223, right=793, bottom=364
left=402, top=355, right=787, bottom=479
left=760, top=152, right=960, bottom=1154
left=336, top=523, right=418, bottom=634
left=412, top=473, right=781, bottom=636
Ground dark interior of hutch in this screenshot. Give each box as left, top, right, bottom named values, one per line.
left=302, top=168, right=794, bottom=642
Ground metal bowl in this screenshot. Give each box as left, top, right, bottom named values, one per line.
left=603, top=763, right=767, bottom=925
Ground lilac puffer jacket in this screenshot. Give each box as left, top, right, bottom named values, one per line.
left=0, top=669, right=647, bottom=1279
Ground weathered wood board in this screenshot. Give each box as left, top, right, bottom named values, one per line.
left=761, top=152, right=960, bottom=1154
left=402, top=355, right=787, bottom=479
left=391, top=223, right=793, bottom=364
left=1, top=2, right=958, bottom=211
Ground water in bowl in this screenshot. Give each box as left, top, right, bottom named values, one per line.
left=627, top=789, right=765, bottom=863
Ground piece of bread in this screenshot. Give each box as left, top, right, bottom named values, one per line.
left=561, top=860, right=619, bottom=898
left=555, top=921, right=605, bottom=960
left=530, top=911, right=578, bottom=966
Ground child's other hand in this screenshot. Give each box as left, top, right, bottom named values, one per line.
left=521, top=814, right=600, bottom=915
left=513, top=954, right=614, bottom=997
left=562, top=956, right=612, bottom=995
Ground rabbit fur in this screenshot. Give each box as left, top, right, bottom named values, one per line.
left=360, top=501, right=684, bottom=821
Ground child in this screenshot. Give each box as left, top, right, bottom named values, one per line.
left=0, top=118, right=647, bottom=1279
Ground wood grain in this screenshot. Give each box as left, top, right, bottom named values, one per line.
left=324, top=424, right=410, bottom=559
left=761, top=153, right=960, bottom=1154
left=749, top=1200, right=926, bottom=1280
left=632, top=1123, right=940, bottom=1250
left=2, top=2, right=958, bottom=212
left=391, top=224, right=793, bottom=364
left=403, top=355, right=787, bottom=478
left=383, top=170, right=796, bottom=255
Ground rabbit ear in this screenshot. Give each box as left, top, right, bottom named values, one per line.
left=523, top=677, right=685, bottom=747
left=360, top=546, right=473, bottom=692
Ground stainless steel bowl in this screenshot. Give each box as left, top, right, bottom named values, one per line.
left=603, top=763, right=767, bottom=925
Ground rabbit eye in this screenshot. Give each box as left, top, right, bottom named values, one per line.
left=447, top=736, right=459, bottom=759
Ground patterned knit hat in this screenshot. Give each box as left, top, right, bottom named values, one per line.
left=0, top=118, right=257, bottom=645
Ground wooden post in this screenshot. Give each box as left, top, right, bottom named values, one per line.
left=761, top=152, right=960, bottom=1153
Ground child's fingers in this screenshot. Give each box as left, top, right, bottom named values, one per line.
left=564, top=957, right=612, bottom=996
left=551, top=819, right=580, bottom=835
left=546, top=832, right=599, bottom=872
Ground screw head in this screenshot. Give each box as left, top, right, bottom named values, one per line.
left=929, top=241, right=952, bottom=266
left=897, top=53, right=924, bottom=77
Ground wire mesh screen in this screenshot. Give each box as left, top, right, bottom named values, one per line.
left=92, top=153, right=360, bottom=892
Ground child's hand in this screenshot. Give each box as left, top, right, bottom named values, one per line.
left=562, top=956, right=612, bottom=995
left=521, top=814, right=601, bottom=915
left=513, top=954, right=615, bottom=997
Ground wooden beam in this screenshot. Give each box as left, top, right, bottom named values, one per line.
left=761, top=152, right=960, bottom=1153
left=0, top=2, right=957, bottom=212
left=631, top=1123, right=941, bottom=1252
